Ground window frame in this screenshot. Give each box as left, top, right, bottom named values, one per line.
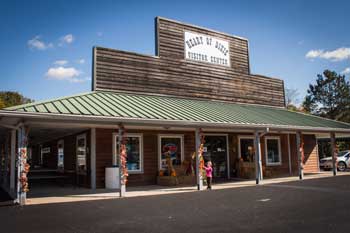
left=264, top=136, right=282, bottom=166
left=113, top=133, right=144, bottom=174
left=158, top=134, right=184, bottom=171
left=237, top=135, right=255, bottom=160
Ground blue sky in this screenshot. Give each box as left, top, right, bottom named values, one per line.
left=1, top=0, right=349, bottom=104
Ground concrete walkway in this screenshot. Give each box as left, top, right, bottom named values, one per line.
left=25, top=172, right=350, bottom=205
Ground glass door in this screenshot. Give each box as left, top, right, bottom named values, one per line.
left=203, top=135, right=228, bottom=179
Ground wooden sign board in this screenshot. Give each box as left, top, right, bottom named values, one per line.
left=93, top=17, right=285, bottom=107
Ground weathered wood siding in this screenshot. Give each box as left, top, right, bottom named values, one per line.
left=94, top=17, right=285, bottom=107
left=303, top=135, right=320, bottom=173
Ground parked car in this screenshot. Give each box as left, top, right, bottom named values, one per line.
left=319, top=150, right=350, bottom=172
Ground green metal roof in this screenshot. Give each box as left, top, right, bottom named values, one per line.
left=3, top=91, right=350, bottom=131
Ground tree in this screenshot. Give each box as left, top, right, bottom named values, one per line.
left=0, top=98, right=5, bottom=109
left=0, top=91, right=33, bottom=109
left=302, top=70, right=350, bottom=122
left=284, top=87, right=300, bottom=111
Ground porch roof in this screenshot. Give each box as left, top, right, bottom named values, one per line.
left=2, top=91, right=350, bottom=133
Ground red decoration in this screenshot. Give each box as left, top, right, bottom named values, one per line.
left=198, top=129, right=205, bottom=175
left=19, top=148, right=30, bottom=192
left=119, top=125, right=128, bottom=185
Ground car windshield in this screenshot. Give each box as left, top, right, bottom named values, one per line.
left=337, top=151, right=349, bottom=157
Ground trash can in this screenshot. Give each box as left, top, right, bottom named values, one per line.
left=105, top=166, right=120, bottom=189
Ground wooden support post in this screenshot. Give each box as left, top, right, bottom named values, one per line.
left=10, top=129, right=16, bottom=192
left=16, top=126, right=27, bottom=205
left=195, top=128, right=204, bottom=190
left=90, top=128, right=96, bottom=189
left=254, top=131, right=263, bottom=184
left=118, top=126, right=126, bottom=197
left=330, top=132, right=337, bottom=176
left=287, top=134, right=292, bottom=176
left=296, top=132, right=304, bottom=180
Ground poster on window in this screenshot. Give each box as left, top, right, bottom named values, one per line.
left=160, top=137, right=182, bottom=170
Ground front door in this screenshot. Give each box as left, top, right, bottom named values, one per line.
left=203, top=135, right=228, bottom=179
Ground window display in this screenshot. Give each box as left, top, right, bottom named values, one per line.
left=159, top=136, right=183, bottom=171
left=114, top=134, right=143, bottom=173
left=125, top=136, right=142, bottom=173
left=265, top=137, right=282, bottom=165
left=239, top=137, right=255, bottom=162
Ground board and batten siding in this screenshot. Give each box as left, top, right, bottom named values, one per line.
left=93, top=17, right=285, bottom=107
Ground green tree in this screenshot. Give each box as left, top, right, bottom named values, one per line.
left=302, top=70, right=350, bottom=122
left=0, top=91, right=33, bottom=109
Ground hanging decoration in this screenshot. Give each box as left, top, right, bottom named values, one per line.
left=119, top=125, right=128, bottom=185
left=19, top=148, right=29, bottom=192
left=198, top=129, right=205, bottom=179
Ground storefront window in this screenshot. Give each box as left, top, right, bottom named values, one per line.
left=114, top=134, right=143, bottom=173
left=125, top=135, right=142, bottom=173
left=239, top=137, right=255, bottom=162
left=265, top=137, right=282, bottom=165
left=159, top=135, right=183, bottom=170
left=76, top=134, right=87, bottom=174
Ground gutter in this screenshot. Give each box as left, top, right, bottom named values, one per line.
left=1, top=110, right=350, bottom=134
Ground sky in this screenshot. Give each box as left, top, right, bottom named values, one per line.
left=0, top=0, right=349, bottom=104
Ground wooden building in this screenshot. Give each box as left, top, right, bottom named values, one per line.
left=1, top=17, right=350, bottom=204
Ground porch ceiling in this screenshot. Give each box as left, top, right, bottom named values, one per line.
left=1, top=91, right=350, bottom=133
left=26, top=126, right=88, bottom=145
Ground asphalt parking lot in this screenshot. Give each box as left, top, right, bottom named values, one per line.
left=1, top=175, right=350, bottom=233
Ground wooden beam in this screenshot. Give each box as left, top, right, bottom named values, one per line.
left=330, top=132, right=337, bottom=176
left=254, top=131, right=263, bottom=184
left=296, top=132, right=304, bottom=180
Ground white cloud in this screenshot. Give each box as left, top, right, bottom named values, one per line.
left=341, top=67, right=350, bottom=75
left=53, top=60, right=68, bottom=66
left=45, top=66, right=82, bottom=82
left=71, top=76, right=91, bottom=83
left=59, top=34, right=74, bottom=46
left=76, top=59, right=85, bottom=64
left=306, top=47, right=350, bottom=61
left=27, top=36, right=53, bottom=50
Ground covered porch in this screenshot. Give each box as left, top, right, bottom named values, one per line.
left=1, top=91, right=350, bottom=205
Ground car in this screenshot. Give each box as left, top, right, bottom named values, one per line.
left=319, top=150, right=350, bottom=172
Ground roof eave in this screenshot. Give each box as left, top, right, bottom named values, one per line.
left=1, top=110, right=350, bottom=134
